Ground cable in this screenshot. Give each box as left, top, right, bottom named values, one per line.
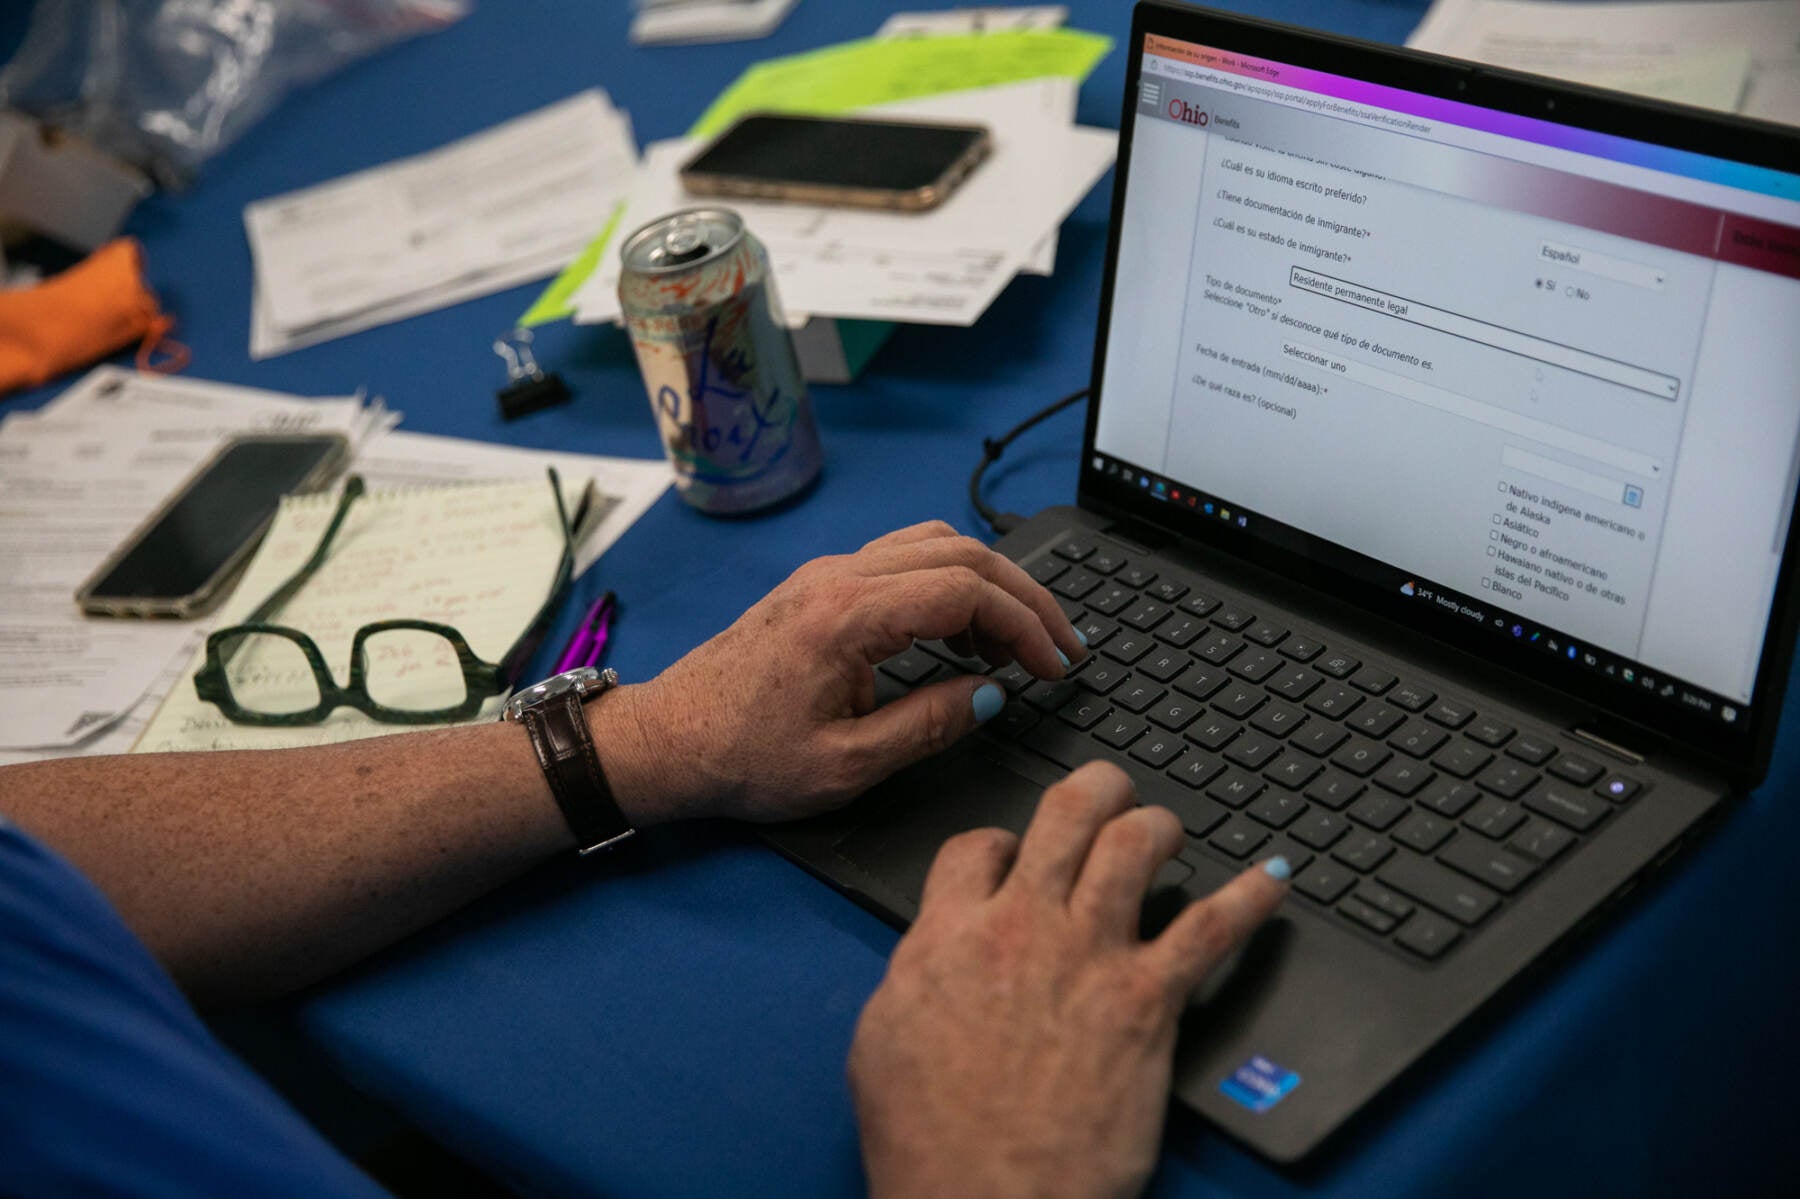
left=969, top=387, right=1090, bottom=536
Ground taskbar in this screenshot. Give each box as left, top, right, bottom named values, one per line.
left=1091, top=452, right=1747, bottom=730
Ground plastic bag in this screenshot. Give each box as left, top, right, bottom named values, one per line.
left=0, top=0, right=471, bottom=187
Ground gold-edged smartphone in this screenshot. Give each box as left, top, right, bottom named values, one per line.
left=75, top=433, right=349, bottom=619
left=680, top=113, right=991, bottom=212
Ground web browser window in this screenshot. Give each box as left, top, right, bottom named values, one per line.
left=1097, top=34, right=1800, bottom=715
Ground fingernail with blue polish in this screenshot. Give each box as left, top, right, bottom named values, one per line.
left=1073, top=625, right=1089, bottom=648
left=1263, top=856, right=1292, bottom=882
left=972, top=683, right=1006, bottom=723
left=1057, top=649, right=1071, bottom=668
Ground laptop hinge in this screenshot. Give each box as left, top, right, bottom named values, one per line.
left=1569, top=726, right=1647, bottom=766
left=1100, top=517, right=1172, bottom=555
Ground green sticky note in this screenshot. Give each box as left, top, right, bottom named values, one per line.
left=518, top=203, right=624, bottom=328
left=689, top=28, right=1113, bottom=137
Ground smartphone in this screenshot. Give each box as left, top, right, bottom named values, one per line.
left=76, top=433, right=349, bottom=618
left=680, top=113, right=991, bottom=212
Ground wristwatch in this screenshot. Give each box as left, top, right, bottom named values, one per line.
left=503, top=667, right=635, bottom=855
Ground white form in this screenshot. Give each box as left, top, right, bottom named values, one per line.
left=246, top=91, right=637, bottom=357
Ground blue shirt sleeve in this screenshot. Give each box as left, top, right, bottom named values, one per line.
left=0, top=817, right=392, bottom=1199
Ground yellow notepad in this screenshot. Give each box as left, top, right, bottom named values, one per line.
left=133, top=477, right=573, bottom=753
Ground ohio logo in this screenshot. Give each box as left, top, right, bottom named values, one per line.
left=1167, top=98, right=1209, bottom=126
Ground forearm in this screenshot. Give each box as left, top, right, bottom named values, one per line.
left=0, top=685, right=673, bottom=1005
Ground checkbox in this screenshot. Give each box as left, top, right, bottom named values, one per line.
left=1487, top=546, right=1498, bottom=556
left=1490, top=530, right=1499, bottom=540
left=1481, top=578, right=1491, bottom=589
left=1492, top=514, right=1501, bottom=524
left=1497, top=481, right=1508, bottom=493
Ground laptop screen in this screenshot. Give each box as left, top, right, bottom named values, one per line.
left=1089, top=20, right=1800, bottom=758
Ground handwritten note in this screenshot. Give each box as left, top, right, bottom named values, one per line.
left=133, top=478, right=573, bottom=753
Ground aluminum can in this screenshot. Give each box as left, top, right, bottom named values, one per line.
left=618, top=208, right=822, bottom=514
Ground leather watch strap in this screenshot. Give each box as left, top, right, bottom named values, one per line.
left=519, top=689, right=634, bottom=854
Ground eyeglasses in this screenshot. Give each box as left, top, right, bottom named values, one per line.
left=194, top=469, right=581, bottom=726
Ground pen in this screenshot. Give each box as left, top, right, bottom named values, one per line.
left=553, top=591, right=616, bottom=673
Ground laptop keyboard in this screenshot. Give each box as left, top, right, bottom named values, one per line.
left=875, top=531, right=1649, bottom=964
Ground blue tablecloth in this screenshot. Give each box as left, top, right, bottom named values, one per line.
left=5, top=1, right=1796, bottom=1194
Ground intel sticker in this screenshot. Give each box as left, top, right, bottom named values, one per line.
left=1219, top=1055, right=1300, bottom=1113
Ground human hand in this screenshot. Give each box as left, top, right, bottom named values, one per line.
left=847, top=761, right=1290, bottom=1199
left=596, top=521, right=1087, bottom=825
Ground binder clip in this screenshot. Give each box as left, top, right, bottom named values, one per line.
left=494, top=328, right=571, bottom=421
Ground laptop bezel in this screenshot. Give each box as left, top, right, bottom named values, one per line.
left=1078, top=0, right=1800, bottom=789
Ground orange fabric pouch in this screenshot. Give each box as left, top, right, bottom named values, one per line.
left=0, top=238, right=187, bottom=396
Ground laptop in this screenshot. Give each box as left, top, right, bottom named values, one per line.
left=765, top=0, right=1800, bottom=1163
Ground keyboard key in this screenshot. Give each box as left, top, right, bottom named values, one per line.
left=879, top=647, right=940, bottom=684
left=1088, top=584, right=1134, bottom=614
left=1137, top=648, right=1187, bottom=682
left=1476, top=760, right=1539, bottom=799
left=1350, top=667, right=1397, bottom=694
left=1056, top=595, right=1085, bottom=621
left=1225, top=733, right=1284, bottom=770
left=1506, top=733, right=1557, bottom=766
left=1291, top=722, right=1349, bottom=757
left=1029, top=557, right=1070, bottom=585
left=1290, top=808, right=1350, bottom=850
left=1305, top=684, right=1363, bottom=719
left=1268, top=667, right=1322, bottom=701
left=1095, top=714, right=1149, bottom=750
left=1147, top=579, right=1188, bottom=603
left=1213, top=682, right=1266, bottom=719
left=1280, top=635, right=1324, bottom=662
left=1179, top=592, right=1221, bottom=617
left=1266, top=754, right=1323, bottom=791
left=1377, top=854, right=1499, bottom=926
left=1463, top=796, right=1528, bottom=839
left=1208, top=769, right=1264, bottom=808
left=1439, top=837, right=1537, bottom=894
left=1509, top=818, right=1576, bottom=862
left=1148, top=695, right=1202, bottom=732
left=1245, top=620, right=1289, bottom=647
left=1101, top=632, right=1154, bottom=664
left=1113, top=680, right=1166, bottom=713
left=1548, top=754, right=1604, bottom=785
left=1595, top=774, right=1642, bottom=803
left=1432, top=742, right=1493, bottom=779
left=1348, top=791, right=1408, bottom=831
left=1333, top=833, right=1395, bottom=872
left=1156, top=615, right=1205, bottom=647
left=1466, top=717, right=1516, bottom=747
left=1209, top=816, right=1269, bottom=859
left=1073, top=614, right=1117, bottom=649
left=1194, top=631, right=1244, bottom=665
left=1316, top=652, right=1361, bottom=679
left=1304, top=771, right=1366, bottom=810
left=1390, top=720, right=1449, bottom=758
left=1294, top=859, right=1357, bottom=904
left=1088, top=549, right=1127, bottom=575
left=1332, top=736, right=1392, bottom=777
left=1052, top=536, right=1096, bottom=562
left=1120, top=598, right=1172, bottom=632
left=1372, top=759, right=1435, bottom=797
left=1248, top=789, right=1306, bottom=829
left=1338, top=895, right=1398, bottom=935
left=986, top=702, right=1039, bottom=742
left=1388, top=683, right=1436, bottom=712
left=1522, top=780, right=1609, bottom=832
left=1395, top=911, right=1463, bottom=959
left=1119, top=564, right=1158, bottom=589
left=1057, top=695, right=1108, bottom=729
left=921, top=641, right=989, bottom=673
left=1393, top=811, right=1455, bottom=854
left=1187, top=714, right=1242, bottom=751
left=992, top=662, right=1035, bottom=694
left=1131, top=731, right=1187, bottom=768
left=1076, top=660, right=1129, bottom=695
left=1174, top=662, right=1229, bottom=700
left=1051, top=569, right=1101, bottom=599
left=1264, top=837, right=1315, bottom=875
left=1250, top=698, right=1307, bottom=737
left=1019, top=721, right=1091, bottom=769
left=1357, top=883, right=1415, bottom=923
left=1168, top=751, right=1226, bottom=790
left=1213, top=605, right=1256, bottom=631
left=1420, top=779, right=1481, bottom=818
left=1154, top=791, right=1228, bottom=837
left=1229, top=648, right=1283, bottom=683
left=1426, top=699, right=1475, bottom=729
left=1347, top=703, right=1405, bottom=738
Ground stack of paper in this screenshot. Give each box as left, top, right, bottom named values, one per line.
left=0, top=368, right=671, bottom=766
left=245, top=90, right=638, bottom=357
left=1408, top=0, right=1800, bottom=126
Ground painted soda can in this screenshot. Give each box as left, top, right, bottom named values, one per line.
left=618, top=208, right=822, bottom=514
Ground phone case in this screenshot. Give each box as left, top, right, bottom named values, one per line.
left=679, top=122, right=992, bottom=213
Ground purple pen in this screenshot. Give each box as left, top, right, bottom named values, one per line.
left=553, top=592, right=617, bottom=673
